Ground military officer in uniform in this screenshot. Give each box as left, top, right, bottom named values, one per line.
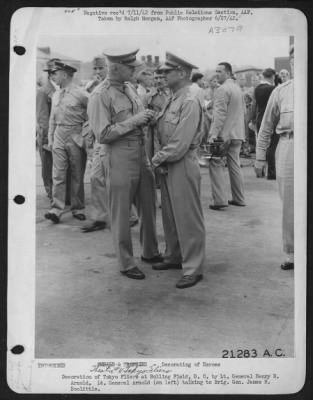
left=45, top=61, right=88, bottom=223
left=36, top=59, right=60, bottom=201
left=151, top=52, right=206, bottom=289
left=255, top=45, right=295, bottom=270
left=87, top=49, right=162, bottom=280
left=81, top=56, right=109, bottom=232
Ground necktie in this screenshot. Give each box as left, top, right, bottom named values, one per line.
left=123, top=84, right=135, bottom=113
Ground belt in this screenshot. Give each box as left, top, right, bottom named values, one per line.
left=111, top=137, right=145, bottom=147
left=56, top=124, right=83, bottom=128
left=280, top=131, right=293, bottom=139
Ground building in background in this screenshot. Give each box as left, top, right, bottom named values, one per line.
left=233, top=66, right=263, bottom=88
left=140, top=55, right=160, bottom=69
left=274, top=36, right=294, bottom=75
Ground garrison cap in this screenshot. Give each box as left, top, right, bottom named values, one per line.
left=43, top=58, right=61, bottom=72
left=159, top=52, right=198, bottom=73
left=51, top=61, right=77, bottom=73
left=103, top=49, right=142, bottom=67
left=92, top=56, right=107, bottom=67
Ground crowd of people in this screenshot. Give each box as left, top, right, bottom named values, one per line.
left=36, top=45, right=294, bottom=289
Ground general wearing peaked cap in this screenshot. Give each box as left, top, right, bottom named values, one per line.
left=103, top=49, right=142, bottom=67
left=51, top=61, right=77, bottom=73
left=159, top=52, right=198, bottom=73
left=43, top=58, right=61, bottom=72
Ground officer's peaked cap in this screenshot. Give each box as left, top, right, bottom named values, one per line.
left=159, top=52, right=198, bottom=73
left=43, top=58, right=62, bottom=72
left=103, top=49, right=142, bottom=67
left=51, top=61, right=77, bottom=73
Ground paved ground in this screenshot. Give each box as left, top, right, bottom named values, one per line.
left=35, top=153, right=294, bottom=359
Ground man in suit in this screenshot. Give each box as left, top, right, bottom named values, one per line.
left=151, top=52, right=206, bottom=289
left=87, top=49, right=162, bottom=280
left=254, top=68, right=279, bottom=179
left=208, top=62, right=246, bottom=210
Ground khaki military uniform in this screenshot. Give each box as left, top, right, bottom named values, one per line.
left=257, top=80, right=294, bottom=260
left=153, top=85, right=206, bottom=276
left=87, top=79, right=159, bottom=271
left=84, top=79, right=109, bottom=224
left=48, top=83, right=88, bottom=217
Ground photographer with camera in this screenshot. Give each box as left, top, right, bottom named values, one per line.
left=208, top=62, right=246, bottom=210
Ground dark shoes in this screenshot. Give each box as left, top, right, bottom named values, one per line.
left=281, top=261, right=294, bottom=270
left=141, top=254, right=164, bottom=263
left=152, top=261, right=182, bottom=271
left=121, top=266, right=145, bottom=280
left=130, top=219, right=139, bottom=228
left=44, top=212, right=60, bottom=224
left=209, top=204, right=228, bottom=210
left=228, top=200, right=246, bottom=207
left=81, top=221, right=107, bottom=233
left=73, top=213, right=86, bottom=221
left=176, top=274, right=203, bottom=289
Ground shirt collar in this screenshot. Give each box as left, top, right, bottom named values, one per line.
left=259, top=80, right=273, bottom=86
left=60, top=82, right=75, bottom=93
left=107, top=79, right=124, bottom=89
left=172, top=84, right=191, bottom=100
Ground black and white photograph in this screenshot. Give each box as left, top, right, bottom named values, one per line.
left=7, top=6, right=307, bottom=394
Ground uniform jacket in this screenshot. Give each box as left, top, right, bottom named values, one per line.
left=87, top=79, right=145, bottom=144
left=152, top=84, right=202, bottom=167
left=142, top=87, right=171, bottom=112
left=209, top=78, right=246, bottom=141
left=256, top=79, right=294, bottom=161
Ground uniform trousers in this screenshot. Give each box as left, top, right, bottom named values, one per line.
left=159, top=149, right=205, bottom=276
left=89, top=143, right=108, bottom=223
left=51, top=129, right=86, bottom=216
left=37, top=128, right=53, bottom=200
left=106, top=138, right=159, bottom=271
left=276, top=135, right=294, bottom=260
left=209, top=139, right=245, bottom=206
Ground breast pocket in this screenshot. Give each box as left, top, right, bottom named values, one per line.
left=112, top=101, right=132, bottom=123
left=164, top=112, right=180, bottom=126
